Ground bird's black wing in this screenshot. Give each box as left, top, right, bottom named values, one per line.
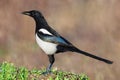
left=36, top=31, right=71, bottom=45
left=59, top=36, right=73, bottom=45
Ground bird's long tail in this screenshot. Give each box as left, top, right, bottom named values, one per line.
left=70, top=46, right=113, bottom=64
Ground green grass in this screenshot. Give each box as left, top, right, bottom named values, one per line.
left=0, top=62, right=89, bottom=80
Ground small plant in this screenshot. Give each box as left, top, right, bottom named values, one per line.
left=0, top=62, right=89, bottom=80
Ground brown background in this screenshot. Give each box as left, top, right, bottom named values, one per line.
left=0, top=0, right=119, bottom=80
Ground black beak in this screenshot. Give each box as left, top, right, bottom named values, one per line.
left=22, top=11, right=30, bottom=16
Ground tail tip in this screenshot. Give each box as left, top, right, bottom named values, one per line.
left=106, top=60, right=113, bottom=64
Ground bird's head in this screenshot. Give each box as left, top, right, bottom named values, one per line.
left=22, top=10, right=43, bottom=18
left=22, top=10, right=48, bottom=27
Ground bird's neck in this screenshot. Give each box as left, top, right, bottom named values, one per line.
left=34, top=17, right=48, bottom=33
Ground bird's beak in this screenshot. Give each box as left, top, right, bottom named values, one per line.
left=22, top=11, right=30, bottom=16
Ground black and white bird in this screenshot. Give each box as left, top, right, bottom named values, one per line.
left=22, top=10, right=113, bottom=74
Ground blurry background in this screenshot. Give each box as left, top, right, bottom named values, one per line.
left=0, top=0, right=119, bottom=80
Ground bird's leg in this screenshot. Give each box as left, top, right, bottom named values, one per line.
left=46, top=55, right=55, bottom=73
left=42, top=55, right=55, bottom=74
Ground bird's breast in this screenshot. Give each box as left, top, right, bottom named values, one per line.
left=36, top=34, right=57, bottom=55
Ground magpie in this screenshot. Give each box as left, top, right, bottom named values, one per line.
left=22, top=10, right=113, bottom=74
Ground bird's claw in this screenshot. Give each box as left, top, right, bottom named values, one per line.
left=42, top=70, right=52, bottom=75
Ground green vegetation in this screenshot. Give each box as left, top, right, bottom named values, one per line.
left=0, top=62, right=89, bottom=80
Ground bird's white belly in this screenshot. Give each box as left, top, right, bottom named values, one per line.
left=36, top=34, right=57, bottom=55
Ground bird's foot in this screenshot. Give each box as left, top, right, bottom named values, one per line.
left=42, top=63, right=53, bottom=75
left=42, top=70, right=52, bottom=75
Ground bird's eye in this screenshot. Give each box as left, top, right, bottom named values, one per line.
left=34, top=12, right=39, bottom=16
left=32, top=12, right=36, bottom=15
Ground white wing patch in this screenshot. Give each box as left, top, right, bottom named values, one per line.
left=39, top=28, right=52, bottom=35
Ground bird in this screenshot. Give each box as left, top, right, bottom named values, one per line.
left=22, top=10, right=113, bottom=74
